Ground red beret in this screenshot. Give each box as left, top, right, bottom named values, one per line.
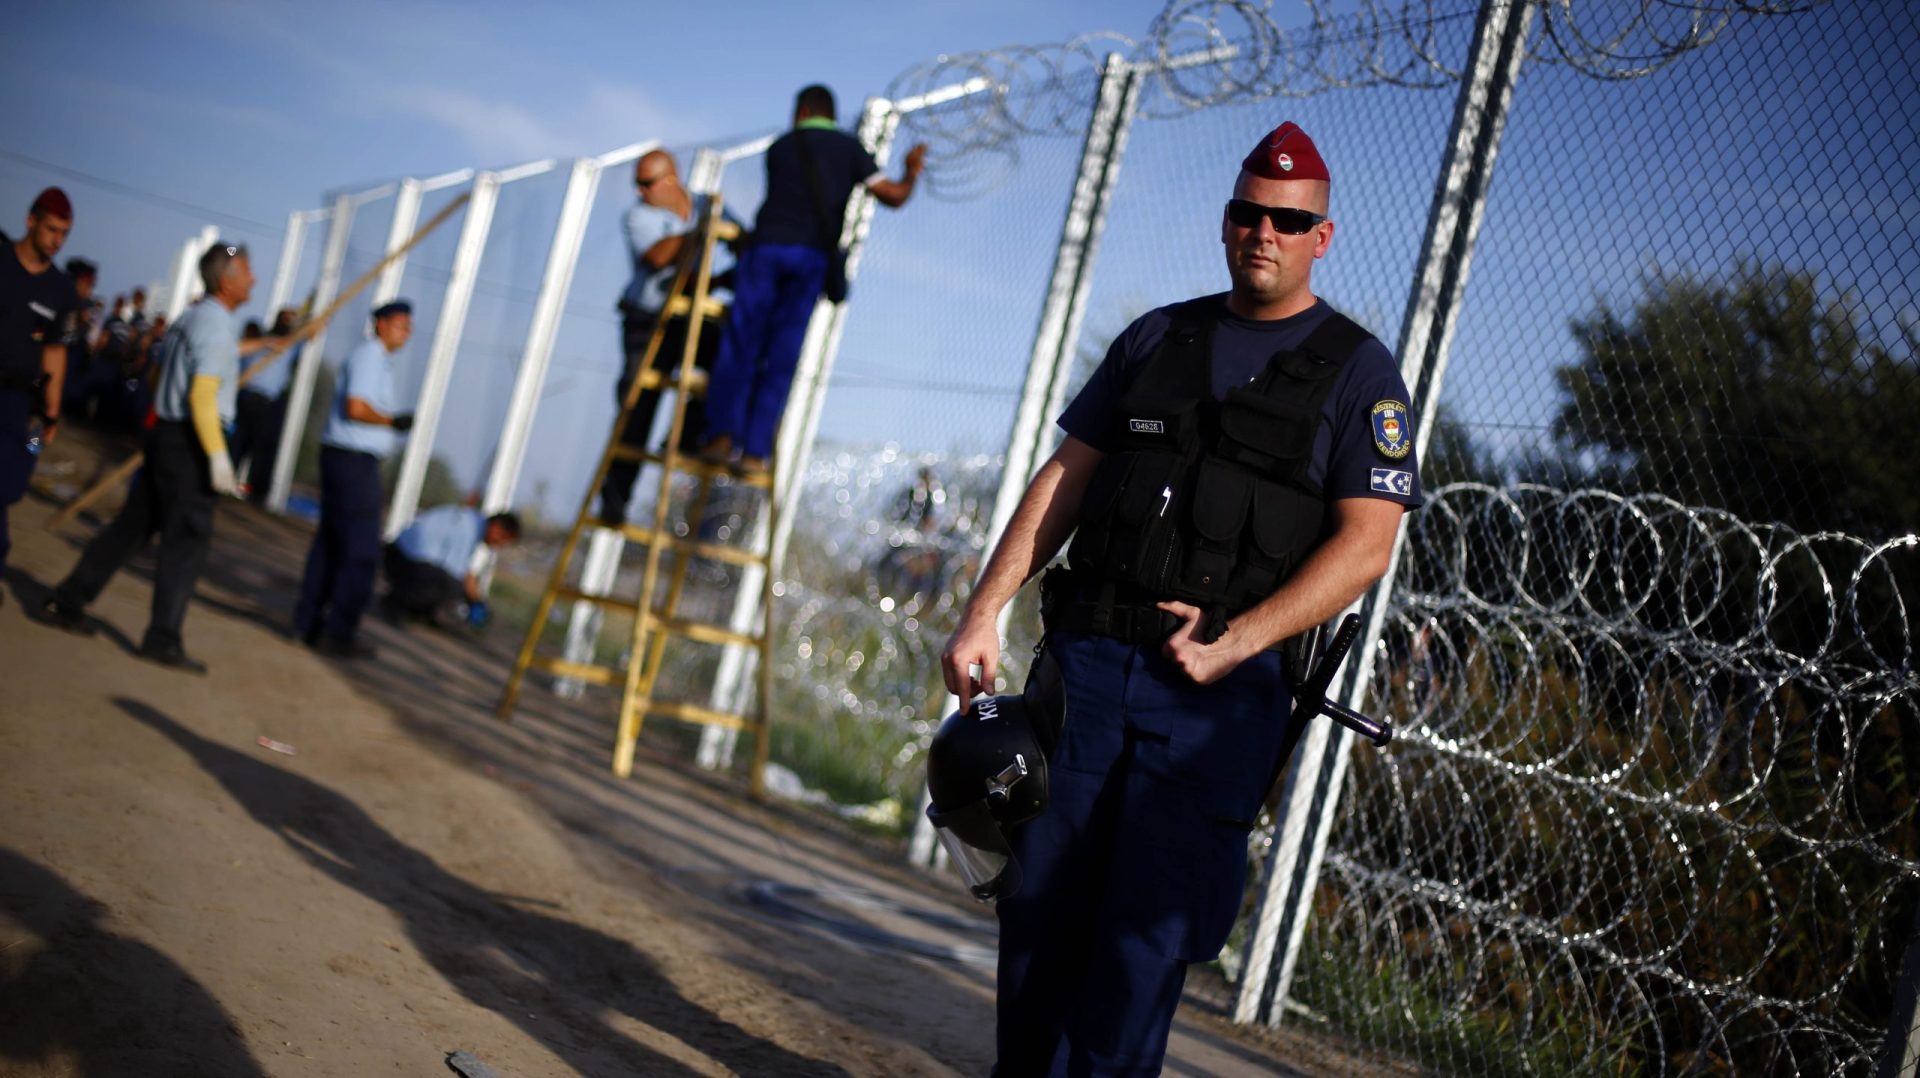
left=1241, top=122, right=1329, bottom=183
left=31, top=187, right=73, bottom=220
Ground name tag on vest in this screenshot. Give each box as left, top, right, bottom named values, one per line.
left=1128, top=418, right=1165, bottom=434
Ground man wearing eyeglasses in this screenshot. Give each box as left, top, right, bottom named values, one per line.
left=39, top=241, right=253, bottom=673
left=939, top=122, right=1424, bottom=1074
left=598, top=149, right=737, bottom=525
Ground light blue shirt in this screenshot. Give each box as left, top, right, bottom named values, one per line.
left=320, top=338, right=401, bottom=457
left=619, top=194, right=735, bottom=318
left=395, top=505, right=484, bottom=580
left=152, top=298, right=241, bottom=424
left=242, top=340, right=297, bottom=399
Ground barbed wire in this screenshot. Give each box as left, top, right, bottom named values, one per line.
left=888, top=0, right=1830, bottom=192
left=1305, top=483, right=1919, bottom=1072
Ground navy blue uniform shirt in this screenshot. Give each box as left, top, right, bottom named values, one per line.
left=1060, top=297, right=1424, bottom=509
left=0, top=233, right=78, bottom=381
left=751, top=126, right=880, bottom=250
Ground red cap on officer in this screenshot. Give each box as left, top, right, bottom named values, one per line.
left=30, top=187, right=73, bottom=220
left=1241, top=122, right=1330, bottom=183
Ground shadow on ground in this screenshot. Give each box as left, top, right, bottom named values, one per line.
left=115, top=696, right=850, bottom=1078
left=0, top=846, right=267, bottom=1078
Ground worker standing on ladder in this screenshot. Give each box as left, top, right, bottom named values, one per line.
left=940, top=122, right=1424, bottom=1075
left=292, top=299, right=413, bottom=659
left=600, top=149, right=736, bottom=526
left=699, top=83, right=928, bottom=473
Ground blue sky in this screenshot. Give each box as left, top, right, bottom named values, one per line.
left=1, top=0, right=1175, bottom=304
left=4, top=2, right=1913, bottom=522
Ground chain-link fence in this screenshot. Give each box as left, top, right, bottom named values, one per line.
left=127, top=0, right=1911, bottom=1069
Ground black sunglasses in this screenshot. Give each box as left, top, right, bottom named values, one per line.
left=1225, top=198, right=1327, bottom=235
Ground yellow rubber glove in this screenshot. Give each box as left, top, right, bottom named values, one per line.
left=188, top=374, right=238, bottom=495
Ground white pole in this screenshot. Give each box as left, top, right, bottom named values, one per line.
left=477, top=152, right=621, bottom=520
left=1235, top=0, right=1537, bottom=1027
left=372, top=178, right=423, bottom=308
left=383, top=172, right=501, bottom=538
left=163, top=225, right=217, bottom=322
left=267, top=191, right=355, bottom=512
left=262, top=209, right=314, bottom=323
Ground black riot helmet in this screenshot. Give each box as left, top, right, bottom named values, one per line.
left=925, top=693, right=1050, bottom=903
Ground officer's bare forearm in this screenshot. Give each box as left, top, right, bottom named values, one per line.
left=961, top=437, right=1101, bottom=624
left=1227, top=497, right=1405, bottom=654
left=41, top=344, right=65, bottom=419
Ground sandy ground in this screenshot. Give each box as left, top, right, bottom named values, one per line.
left=0, top=432, right=1387, bottom=1077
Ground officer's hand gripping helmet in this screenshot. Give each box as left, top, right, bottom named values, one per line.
left=925, top=693, right=1050, bottom=903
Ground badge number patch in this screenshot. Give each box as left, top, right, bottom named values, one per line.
left=1371, top=400, right=1411, bottom=460
left=1128, top=418, right=1165, bottom=434
left=1370, top=468, right=1413, bottom=496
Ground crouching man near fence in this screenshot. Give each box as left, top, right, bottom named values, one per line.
left=381, top=505, right=518, bottom=630
left=939, top=122, right=1424, bottom=1075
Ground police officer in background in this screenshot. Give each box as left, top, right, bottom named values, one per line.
left=39, top=241, right=253, bottom=672
left=1, top=187, right=78, bottom=606
left=292, top=300, right=412, bottom=659
left=939, top=122, right=1424, bottom=1074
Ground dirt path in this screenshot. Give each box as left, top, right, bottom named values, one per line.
left=1, top=436, right=1366, bottom=1076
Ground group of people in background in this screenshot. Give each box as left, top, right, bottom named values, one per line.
left=5, top=186, right=519, bottom=673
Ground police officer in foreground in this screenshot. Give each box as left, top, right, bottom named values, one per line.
left=39, top=242, right=254, bottom=672
left=1, top=188, right=78, bottom=608
left=938, top=122, right=1423, bottom=1075
left=292, top=299, right=413, bottom=659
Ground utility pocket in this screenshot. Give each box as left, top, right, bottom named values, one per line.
left=1177, top=461, right=1251, bottom=601
left=1217, top=388, right=1316, bottom=474
left=1241, top=479, right=1325, bottom=600
left=1106, top=452, right=1183, bottom=582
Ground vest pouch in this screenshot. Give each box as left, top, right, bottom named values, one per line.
left=1217, top=388, right=1316, bottom=474
left=1176, top=460, right=1251, bottom=602
left=1104, top=451, right=1184, bottom=583
left=1067, top=450, right=1135, bottom=571
left=1234, top=479, right=1326, bottom=606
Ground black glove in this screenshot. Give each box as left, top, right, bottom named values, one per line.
left=391, top=413, right=414, bottom=433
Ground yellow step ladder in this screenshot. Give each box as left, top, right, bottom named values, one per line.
left=497, top=198, right=775, bottom=796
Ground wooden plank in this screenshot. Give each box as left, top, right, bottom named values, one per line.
left=648, top=699, right=750, bottom=731
left=655, top=615, right=759, bottom=650
left=554, top=587, right=639, bottom=614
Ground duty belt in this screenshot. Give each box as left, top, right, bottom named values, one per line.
left=1048, top=599, right=1188, bottom=646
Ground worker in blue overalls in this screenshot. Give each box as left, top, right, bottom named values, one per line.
left=292, top=299, right=412, bottom=659
left=941, top=122, right=1425, bottom=1075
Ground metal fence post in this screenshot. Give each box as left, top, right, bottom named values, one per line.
left=1235, top=0, right=1537, bottom=1026
left=373, top=178, right=423, bottom=307
left=162, top=225, right=218, bottom=322
left=382, top=171, right=503, bottom=537
left=908, top=54, right=1146, bottom=865
left=268, top=191, right=355, bottom=512
left=262, top=209, right=315, bottom=324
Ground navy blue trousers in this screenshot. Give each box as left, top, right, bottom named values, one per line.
left=705, top=242, right=828, bottom=459
left=53, top=422, right=216, bottom=651
left=293, top=447, right=384, bottom=643
left=0, top=387, right=37, bottom=577
left=993, top=632, right=1294, bottom=1077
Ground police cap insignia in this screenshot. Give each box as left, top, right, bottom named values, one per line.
left=1371, top=400, right=1411, bottom=460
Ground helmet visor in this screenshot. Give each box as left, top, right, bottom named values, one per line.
left=928, top=799, right=1023, bottom=902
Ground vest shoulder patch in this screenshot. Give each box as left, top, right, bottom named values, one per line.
left=1370, top=400, right=1411, bottom=460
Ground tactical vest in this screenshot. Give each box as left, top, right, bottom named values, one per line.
left=1066, top=296, right=1372, bottom=619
